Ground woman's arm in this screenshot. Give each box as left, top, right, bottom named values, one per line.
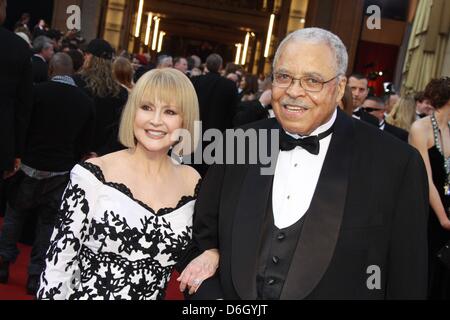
left=409, top=122, right=450, bottom=230
left=37, top=165, right=98, bottom=299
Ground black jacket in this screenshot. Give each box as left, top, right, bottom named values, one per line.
left=384, top=123, right=409, bottom=142
left=191, top=72, right=238, bottom=133
left=189, top=109, right=429, bottom=299
left=22, top=80, right=95, bottom=172
left=0, top=27, right=33, bottom=172
left=31, top=55, right=49, bottom=84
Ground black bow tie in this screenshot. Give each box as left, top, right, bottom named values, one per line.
left=353, top=109, right=362, bottom=117
left=279, top=125, right=334, bottom=155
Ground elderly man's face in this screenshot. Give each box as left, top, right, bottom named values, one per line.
left=174, top=58, right=188, bottom=73
left=272, top=41, right=346, bottom=136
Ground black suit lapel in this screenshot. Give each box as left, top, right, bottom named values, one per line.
left=281, top=109, right=355, bottom=299
left=231, top=120, right=280, bottom=299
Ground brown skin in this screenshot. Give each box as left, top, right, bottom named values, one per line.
left=271, top=41, right=346, bottom=136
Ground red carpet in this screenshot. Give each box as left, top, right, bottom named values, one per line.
left=0, top=217, right=183, bottom=300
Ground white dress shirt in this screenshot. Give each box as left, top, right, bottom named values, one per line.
left=272, top=109, right=337, bottom=229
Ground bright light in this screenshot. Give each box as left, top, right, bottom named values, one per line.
left=144, top=13, right=153, bottom=45
left=264, top=14, right=275, bottom=58
left=235, top=44, right=242, bottom=64
left=152, top=17, right=160, bottom=51
left=300, top=18, right=306, bottom=24
left=157, top=31, right=166, bottom=53
left=379, top=71, right=383, bottom=76
left=134, top=0, right=144, bottom=38
left=241, top=32, right=250, bottom=65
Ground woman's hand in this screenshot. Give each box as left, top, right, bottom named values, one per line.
left=178, top=249, right=219, bottom=295
left=440, top=218, right=450, bottom=231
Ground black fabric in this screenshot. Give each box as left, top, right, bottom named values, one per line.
left=427, top=146, right=450, bottom=299
left=73, top=75, right=127, bottom=156
left=257, top=196, right=305, bottom=300
left=191, top=72, right=239, bottom=176
left=384, top=123, right=409, bottom=142
left=191, top=72, right=238, bottom=133
left=21, top=81, right=95, bottom=172
left=0, top=171, right=69, bottom=276
left=233, top=100, right=270, bottom=127
left=353, top=108, right=379, bottom=127
left=279, top=124, right=334, bottom=154
left=189, top=109, right=429, bottom=300
left=86, top=39, right=114, bottom=60
left=0, top=27, right=33, bottom=172
left=31, top=55, right=49, bottom=84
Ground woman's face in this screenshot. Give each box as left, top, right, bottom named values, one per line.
left=134, top=99, right=183, bottom=154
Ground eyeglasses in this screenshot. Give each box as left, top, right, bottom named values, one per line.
left=272, top=72, right=339, bottom=92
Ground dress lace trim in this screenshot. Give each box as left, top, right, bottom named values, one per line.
left=78, top=161, right=201, bottom=216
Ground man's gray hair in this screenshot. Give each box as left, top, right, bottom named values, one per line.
left=33, top=36, right=53, bottom=54
left=157, top=54, right=172, bottom=67
left=273, top=27, right=348, bottom=75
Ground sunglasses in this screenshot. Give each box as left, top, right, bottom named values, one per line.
left=363, top=107, right=384, bottom=113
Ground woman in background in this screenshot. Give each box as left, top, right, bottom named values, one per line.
left=409, top=77, right=450, bottom=299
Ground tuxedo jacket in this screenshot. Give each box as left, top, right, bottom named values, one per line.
left=384, top=123, right=409, bottom=142
left=0, top=27, right=33, bottom=172
left=190, top=109, right=429, bottom=300
left=31, top=55, right=49, bottom=84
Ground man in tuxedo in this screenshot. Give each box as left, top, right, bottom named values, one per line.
left=185, top=28, right=428, bottom=299
left=348, top=74, right=379, bottom=127
left=362, top=96, right=409, bottom=142
left=414, top=91, right=434, bottom=120
left=31, top=36, right=54, bottom=84
left=191, top=53, right=239, bottom=176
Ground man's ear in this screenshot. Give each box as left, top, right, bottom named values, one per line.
left=335, top=76, right=347, bottom=104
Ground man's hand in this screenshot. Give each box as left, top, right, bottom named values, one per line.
left=3, top=158, right=21, bottom=179
left=178, top=249, right=219, bottom=295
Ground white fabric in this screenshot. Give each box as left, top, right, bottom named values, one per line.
left=272, top=109, right=337, bottom=229
left=39, top=164, right=196, bottom=300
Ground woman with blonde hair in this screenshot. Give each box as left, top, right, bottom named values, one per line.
left=38, top=68, right=218, bottom=300
left=113, top=56, right=134, bottom=92
left=385, top=96, right=416, bottom=132
left=75, top=39, right=128, bottom=155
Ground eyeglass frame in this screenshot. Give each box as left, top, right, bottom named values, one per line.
left=271, top=72, right=341, bottom=92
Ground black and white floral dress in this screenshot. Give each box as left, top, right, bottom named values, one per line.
left=38, top=162, right=200, bottom=300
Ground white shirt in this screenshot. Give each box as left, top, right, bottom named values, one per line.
left=272, top=109, right=337, bottom=229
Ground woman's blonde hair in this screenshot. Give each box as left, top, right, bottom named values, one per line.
left=81, top=55, right=121, bottom=98
left=386, top=96, right=416, bottom=132
left=119, top=68, right=200, bottom=156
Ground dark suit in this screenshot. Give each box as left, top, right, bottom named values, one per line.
left=31, top=55, right=49, bottom=84
left=191, top=72, right=238, bottom=133
left=0, top=27, right=33, bottom=173
left=190, top=109, right=429, bottom=299
left=353, top=108, right=379, bottom=127
left=233, top=100, right=270, bottom=127
left=383, top=123, right=409, bottom=142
